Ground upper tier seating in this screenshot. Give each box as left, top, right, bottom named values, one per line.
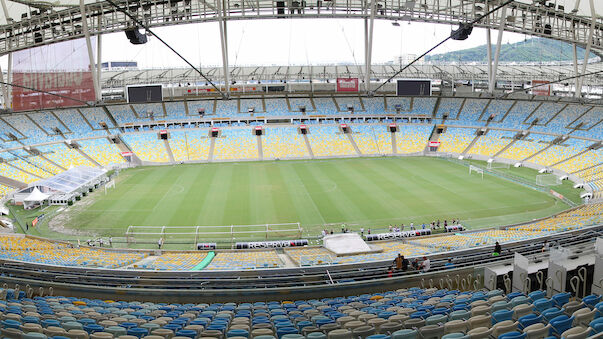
left=491, top=101, right=540, bottom=129
left=313, top=98, right=339, bottom=115
left=436, top=98, right=463, bottom=119
left=164, top=101, right=188, bottom=119
left=456, top=99, right=488, bottom=126
left=385, top=97, right=411, bottom=113
left=53, top=109, right=105, bottom=139
left=107, top=105, right=142, bottom=125
left=132, top=103, right=165, bottom=120
left=264, top=99, right=290, bottom=116
left=28, top=111, right=69, bottom=135
left=3, top=114, right=49, bottom=145
left=482, top=100, right=515, bottom=123
left=80, top=107, right=116, bottom=130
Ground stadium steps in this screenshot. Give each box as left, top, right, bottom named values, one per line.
left=257, top=134, right=263, bottom=160
left=208, top=137, right=216, bottom=161
left=551, top=148, right=592, bottom=168
left=162, top=139, right=175, bottom=163
left=391, top=132, right=398, bottom=154
left=122, top=256, right=160, bottom=270
left=100, top=106, right=119, bottom=130
left=522, top=101, right=544, bottom=126
left=521, top=142, right=555, bottom=163
left=567, top=106, right=594, bottom=129
left=75, top=109, right=96, bottom=130
left=453, top=98, right=467, bottom=120
left=493, top=137, right=519, bottom=158
left=49, top=111, right=73, bottom=133
left=0, top=117, right=24, bottom=139
left=24, top=115, right=50, bottom=137
left=497, top=100, right=517, bottom=125
left=115, top=135, right=142, bottom=165
left=461, top=131, right=482, bottom=156
left=346, top=133, right=362, bottom=155
left=38, top=154, right=67, bottom=171
left=476, top=99, right=491, bottom=121
left=543, top=103, right=569, bottom=126
left=0, top=175, right=27, bottom=189
left=74, top=147, right=101, bottom=167
left=302, top=134, right=315, bottom=158
left=277, top=251, right=298, bottom=268
left=285, top=96, right=292, bottom=113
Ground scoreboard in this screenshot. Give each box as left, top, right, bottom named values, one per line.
left=396, top=79, right=432, bottom=96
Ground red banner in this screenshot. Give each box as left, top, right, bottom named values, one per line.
left=121, top=151, right=133, bottom=157
left=32, top=217, right=38, bottom=227
left=337, top=78, right=359, bottom=92
left=12, top=72, right=95, bottom=111
left=429, top=141, right=441, bottom=147
left=531, top=80, right=551, bottom=96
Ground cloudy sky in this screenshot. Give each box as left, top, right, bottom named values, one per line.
left=1, top=19, right=528, bottom=70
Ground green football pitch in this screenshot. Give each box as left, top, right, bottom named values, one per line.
left=24, top=156, right=581, bottom=248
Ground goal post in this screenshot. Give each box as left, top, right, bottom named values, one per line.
left=469, top=165, right=484, bottom=179
left=125, top=223, right=303, bottom=246
left=488, top=161, right=510, bottom=170
left=104, top=180, right=115, bottom=195
left=536, top=174, right=562, bottom=186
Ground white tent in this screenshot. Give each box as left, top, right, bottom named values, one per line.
left=23, top=188, right=50, bottom=209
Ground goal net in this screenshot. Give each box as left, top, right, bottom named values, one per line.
left=536, top=174, right=562, bottom=186
left=125, top=223, right=303, bottom=246
left=469, top=165, right=484, bottom=179
left=104, top=180, right=115, bottom=195
left=488, top=161, right=510, bottom=170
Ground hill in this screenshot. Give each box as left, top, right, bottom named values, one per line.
left=425, top=38, right=597, bottom=63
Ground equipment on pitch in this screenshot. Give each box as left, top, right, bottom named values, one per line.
left=536, top=174, right=562, bottom=186
left=469, top=165, right=484, bottom=179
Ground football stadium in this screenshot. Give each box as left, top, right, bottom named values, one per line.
left=0, top=0, right=602, bottom=338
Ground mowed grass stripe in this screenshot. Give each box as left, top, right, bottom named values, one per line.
left=56, top=157, right=577, bottom=239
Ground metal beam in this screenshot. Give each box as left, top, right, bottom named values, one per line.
left=489, top=5, right=507, bottom=93
left=365, top=0, right=376, bottom=94
left=80, top=0, right=100, bottom=102
left=576, top=0, right=596, bottom=98
left=96, top=17, right=103, bottom=101
left=217, top=0, right=230, bottom=97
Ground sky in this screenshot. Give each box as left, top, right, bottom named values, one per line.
left=95, top=19, right=527, bottom=69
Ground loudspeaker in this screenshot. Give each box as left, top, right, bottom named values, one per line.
left=160, top=132, right=168, bottom=140
left=437, top=127, right=444, bottom=134
left=389, top=126, right=397, bottom=133
left=125, top=28, right=148, bottom=44
left=300, top=127, right=307, bottom=135
left=341, top=126, right=349, bottom=133
left=198, top=108, right=205, bottom=115
left=211, top=130, right=219, bottom=137
left=442, top=113, right=448, bottom=120
left=255, top=129, right=262, bottom=136
left=276, top=1, right=285, bottom=15
left=299, top=106, right=306, bottom=113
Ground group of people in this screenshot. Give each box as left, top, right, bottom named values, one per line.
left=390, top=254, right=431, bottom=273
left=387, top=219, right=461, bottom=233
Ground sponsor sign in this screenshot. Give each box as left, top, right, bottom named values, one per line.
left=337, top=78, right=359, bottom=92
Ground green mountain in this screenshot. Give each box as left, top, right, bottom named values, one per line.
left=425, top=38, right=598, bottom=63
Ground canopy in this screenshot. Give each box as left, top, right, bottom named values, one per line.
left=24, top=188, right=49, bottom=203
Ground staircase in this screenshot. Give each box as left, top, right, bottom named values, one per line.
left=346, top=133, right=361, bottom=155
left=257, top=135, right=264, bottom=160
left=163, top=139, right=175, bottom=163
left=522, top=143, right=554, bottom=163
left=391, top=133, right=397, bottom=154
left=302, top=134, right=314, bottom=158
left=208, top=137, right=216, bottom=162
left=75, top=148, right=101, bottom=167
left=461, top=132, right=483, bottom=156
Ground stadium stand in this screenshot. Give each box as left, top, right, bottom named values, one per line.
left=469, top=130, right=515, bottom=157
left=28, top=111, right=69, bottom=135
left=0, top=286, right=597, bottom=339
left=554, top=149, right=602, bottom=175
left=457, top=99, right=488, bottom=125
left=205, top=250, right=282, bottom=270
left=106, top=105, right=142, bottom=125
left=410, top=98, right=437, bottom=115
left=215, top=99, right=239, bottom=117
left=528, top=102, right=565, bottom=125
left=80, top=107, right=116, bottom=130
left=569, top=107, right=603, bottom=139
left=262, top=127, right=308, bottom=159
left=363, top=97, right=386, bottom=113
left=164, top=101, right=188, bottom=119
left=36, top=143, right=94, bottom=169
left=0, top=162, right=40, bottom=183
left=307, top=126, right=355, bottom=156
left=187, top=100, right=215, bottom=116
left=493, top=101, right=540, bottom=129
left=352, top=125, right=380, bottom=155
left=335, top=96, right=363, bottom=112
left=3, top=115, right=48, bottom=145
left=143, top=252, right=209, bottom=270
left=436, top=98, right=463, bottom=119
left=132, top=103, right=165, bottom=119
left=53, top=109, right=105, bottom=138
left=395, top=125, right=431, bottom=154
left=168, top=130, right=211, bottom=162
left=437, top=128, right=476, bottom=154
left=313, top=98, right=339, bottom=114
left=0, top=184, right=14, bottom=199
left=509, top=203, right=603, bottom=232
left=497, top=139, right=548, bottom=162
left=122, top=133, right=170, bottom=163
left=213, top=129, right=258, bottom=160
left=78, top=138, right=125, bottom=166
left=26, top=155, right=61, bottom=176
left=530, top=138, right=590, bottom=168
left=240, top=98, right=264, bottom=113
left=264, top=98, right=290, bottom=116
left=288, top=97, right=314, bottom=113
left=546, top=104, right=592, bottom=133
left=9, top=158, right=51, bottom=179
left=482, top=100, right=515, bottom=123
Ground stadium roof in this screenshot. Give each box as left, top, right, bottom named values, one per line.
left=19, top=166, right=107, bottom=195
left=100, top=62, right=603, bottom=88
